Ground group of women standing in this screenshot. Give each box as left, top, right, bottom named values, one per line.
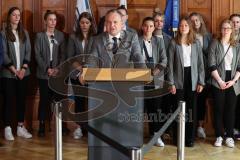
left=140, top=11, right=240, bottom=148
left=1, top=6, right=240, bottom=150
left=0, top=7, right=94, bottom=140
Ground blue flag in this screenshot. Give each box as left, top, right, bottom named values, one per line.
left=164, top=0, right=179, bottom=36
left=75, top=0, right=97, bottom=32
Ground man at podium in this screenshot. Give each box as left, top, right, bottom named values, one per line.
left=84, top=9, right=146, bottom=160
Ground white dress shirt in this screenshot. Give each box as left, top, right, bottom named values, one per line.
left=47, top=33, right=54, bottom=61
left=143, top=39, right=153, bottom=60
left=223, top=43, right=233, bottom=71
left=12, top=30, right=21, bottom=70
left=182, top=44, right=192, bottom=67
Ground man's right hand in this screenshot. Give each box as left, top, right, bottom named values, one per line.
left=169, top=85, right=176, bottom=94
left=79, top=74, right=85, bottom=85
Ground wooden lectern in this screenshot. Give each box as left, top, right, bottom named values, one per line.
left=83, top=68, right=151, bottom=160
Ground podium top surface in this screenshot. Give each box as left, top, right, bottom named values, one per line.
left=82, top=68, right=152, bottom=82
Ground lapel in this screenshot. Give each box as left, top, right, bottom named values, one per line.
left=232, top=46, right=237, bottom=73
left=203, top=35, right=207, bottom=50
left=191, top=42, right=196, bottom=66
left=8, top=41, right=17, bottom=65
left=151, top=36, right=158, bottom=64
left=139, top=36, right=144, bottom=52
left=177, top=43, right=184, bottom=68
left=78, top=38, right=84, bottom=54
left=43, top=33, right=50, bottom=63
left=102, top=32, right=113, bottom=60
left=52, top=30, right=58, bottom=62
left=19, top=40, right=24, bottom=63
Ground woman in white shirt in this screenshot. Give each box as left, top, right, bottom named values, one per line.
left=1, top=7, right=32, bottom=141
left=168, top=17, right=205, bottom=147
left=208, top=19, right=240, bottom=148
left=35, top=10, right=65, bottom=137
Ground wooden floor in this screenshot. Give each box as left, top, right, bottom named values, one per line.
left=1, top=129, right=240, bottom=160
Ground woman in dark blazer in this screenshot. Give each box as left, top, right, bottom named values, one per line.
left=1, top=7, right=32, bottom=141
left=189, top=12, right=212, bottom=139
left=35, top=10, right=65, bottom=137
left=168, top=17, right=205, bottom=147
left=139, top=17, right=167, bottom=147
left=67, top=12, right=95, bottom=139
left=208, top=19, right=240, bottom=148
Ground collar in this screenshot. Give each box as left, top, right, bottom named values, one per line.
left=122, top=25, right=127, bottom=31
left=109, top=32, right=121, bottom=40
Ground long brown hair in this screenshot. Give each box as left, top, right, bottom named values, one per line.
left=175, top=17, right=196, bottom=45
left=189, top=12, right=208, bottom=36
left=75, top=12, right=95, bottom=41
left=5, top=7, right=26, bottom=42
left=218, top=19, right=236, bottom=46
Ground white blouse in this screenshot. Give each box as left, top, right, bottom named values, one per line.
left=47, top=34, right=54, bottom=61
left=223, top=43, right=233, bottom=71
left=143, top=39, right=153, bottom=60
left=182, top=44, right=192, bottom=67
left=12, top=30, right=20, bottom=70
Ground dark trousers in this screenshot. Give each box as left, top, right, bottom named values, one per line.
left=235, top=95, right=240, bottom=131
left=38, top=79, right=62, bottom=121
left=2, top=77, right=29, bottom=126
left=70, top=79, right=86, bottom=113
left=70, top=79, right=87, bottom=131
left=211, top=71, right=237, bottom=138
left=145, top=91, right=162, bottom=135
left=197, top=87, right=208, bottom=121
left=173, top=67, right=197, bottom=144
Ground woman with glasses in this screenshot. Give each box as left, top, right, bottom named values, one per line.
left=168, top=17, right=205, bottom=147
left=67, top=11, right=95, bottom=139
left=35, top=10, right=65, bottom=137
left=189, top=12, right=212, bottom=139
left=1, top=7, right=32, bottom=141
left=208, top=19, right=240, bottom=148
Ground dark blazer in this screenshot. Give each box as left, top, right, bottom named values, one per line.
left=162, top=32, right=171, bottom=51
left=138, top=36, right=167, bottom=69
left=208, top=39, right=240, bottom=95
left=67, top=33, right=93, bottom=59
left=167, top=39, right=205, bottom=91
left=87, top=30, right=146, bottom=68
left=0, top=34, right=3, bottom=66
left=35, top=29, right=65, bottom=79
left=1, top=29, right=31, bottom=78
left=201, top=32, right=212, bottom=79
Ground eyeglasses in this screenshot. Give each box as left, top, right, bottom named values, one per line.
left=221, top=27, right=232, bottom=30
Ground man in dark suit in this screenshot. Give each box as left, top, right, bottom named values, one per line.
left=87, top=9, right=145, bottom=68
left=86, top=9, right=146, bottom=160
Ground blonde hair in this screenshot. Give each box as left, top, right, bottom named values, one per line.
left=218, top=19, right=236, bottom=46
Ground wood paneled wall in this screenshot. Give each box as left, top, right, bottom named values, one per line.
left=181, top=0, right=240, bottom=35
left=0, top=0, right=240, bottom=131
left=1, top=0, right=240, bottom=35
